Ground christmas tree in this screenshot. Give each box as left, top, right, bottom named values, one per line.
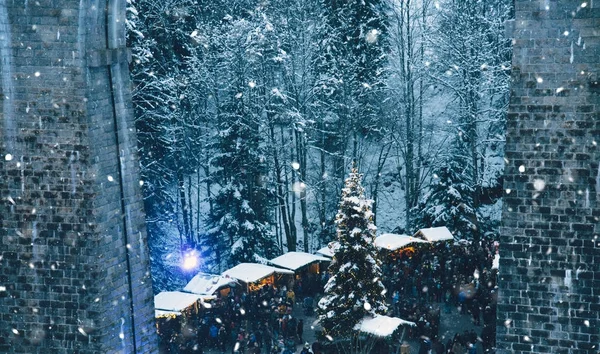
left=317, top=167, right=388, bottom=343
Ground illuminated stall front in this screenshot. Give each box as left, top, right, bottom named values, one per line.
left=269, top=252, right=329, bottom=293
left=221, top=263, right=294, bottom=292
left=154, top=291, right=207, bottom=347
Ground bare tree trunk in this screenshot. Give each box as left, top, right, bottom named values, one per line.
left=178, top=170, right=191, bottom=245
left=372, top=143, right=392, bottom=225
left=287, top=126, right=298, bottom=250
left=270, top=123, right=295, bottom=251
left=294, top=129, right=310, bottom=252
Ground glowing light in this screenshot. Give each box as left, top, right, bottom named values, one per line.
left=182, top=250, right=199, bottom=270
left=12, top=328, right=19, bottom=335
left=537, top=77, right=543, bottom=83
left=291, top=162, right=300, bottom=170
left=363, top=302, right=371, bottom=311
left=581, top=2, right=587, bottom=8
left=533, top=179, right=546, bottom=191
left=5, top=154, right=13, bottom=161
left=107, top=175, right=114, bottom=182
left=518, top=165, right=526, bottom=173
left=365, top=29, right=379, bottom=43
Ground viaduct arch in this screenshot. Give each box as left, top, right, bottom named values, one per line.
left=0, top=1, right=157, bottom=352
left=497, top=1, right=599, bottom=353
left=0, top=0, right=598, bottom=353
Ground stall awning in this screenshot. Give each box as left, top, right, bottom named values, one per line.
left=184, top=272, right=239, bottom=296
left=315, top=241, right=340, bottom=259
left=414, top=226, right=454, bottom=242
left=269, top=252, right=329, bottom=271
left=154, top=291, right=204, bottom=312
left=354, top=315, right=415, bottom=338
left=375, top=233, right=430, bottom=251
left=222, top=263, right=294, bottom=284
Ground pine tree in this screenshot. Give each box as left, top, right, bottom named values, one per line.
left=415, top=137, right=479, bottom=240
left=317, top=167, right=388, bottom=344
left=205, top=114, right=276, bottom=269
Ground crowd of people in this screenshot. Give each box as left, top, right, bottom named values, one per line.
left=382, top=239, right=499, bottom=353
left=158, top=282, right=322, bottom=354
left=158, top=239, right=499, bottom=353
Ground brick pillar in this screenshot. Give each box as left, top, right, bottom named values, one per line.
left=497, top=1, right=599, bottom=353
left=0, top=1, right=158, bottom=353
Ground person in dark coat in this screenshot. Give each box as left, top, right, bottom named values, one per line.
left=297, top=319, right=304, bottom=343
left=432, top=339, right=445, bottom=354
left=418, top=337, right=432, bottom=354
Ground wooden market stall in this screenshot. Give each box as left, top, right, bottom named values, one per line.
left=375, top=233, right=431, bottom=259
left=269, top=251, right=329, bottom=294
left=221, top=263, right=294, bottom=292
left=315, top=241, right=339, bottom=259
left=184, top=272, right=239, bottom=298
left=154, top=291, right=206, bottom=349
left=413, top=226, right=454, bottom=243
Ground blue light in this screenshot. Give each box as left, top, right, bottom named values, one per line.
left=182, top=250, right=199, bottom=270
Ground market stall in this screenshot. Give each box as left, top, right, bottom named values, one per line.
left=184, top=272, right=239, bottom=298
left=413, top=226, right=454, bottom=243
left=269, top=252, right=329, bottom=294
left=221, top=263, right=294, bottom=292
left=375, top=233, right=430, bottom=259
left=154, top=291, right=205, bottom=349
left=315, top=241, right=340, bottom=259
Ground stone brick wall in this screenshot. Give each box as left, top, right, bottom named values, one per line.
left=0, top=1, right=157, bottom=353
left=497, top=1, right=599, bottom=353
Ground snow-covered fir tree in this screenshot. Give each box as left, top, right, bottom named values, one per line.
left=317, top=167, right=388, bottom=344
left=415, top=136, right=479, bottom=240
left=205, top=84, right=277, bottom=269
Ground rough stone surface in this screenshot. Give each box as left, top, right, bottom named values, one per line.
left=0, top=1, right=157, bottom=353
left=497, top=1, right=599, bottom=353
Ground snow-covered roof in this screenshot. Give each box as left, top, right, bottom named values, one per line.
left=155, top=309, right=181, bottom=318
left=154, top=291, right=203, bottom=312
left=269, top=252, right=329, bottom=271
left=184, top=272, right=239, bottom=295
left=375, top=233, right=430, bottom=251
left=492, top=253, right=500, bottom=270
left=354, top=315, right=416, bottom=338
left=222, top=263, right=294, bottom=283
left=414, top=226, right=454, bottom=242
left=315, top=242, right=340, bottom=258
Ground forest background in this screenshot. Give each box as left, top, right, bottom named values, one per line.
left=125, top=0, right=513, bottom=292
